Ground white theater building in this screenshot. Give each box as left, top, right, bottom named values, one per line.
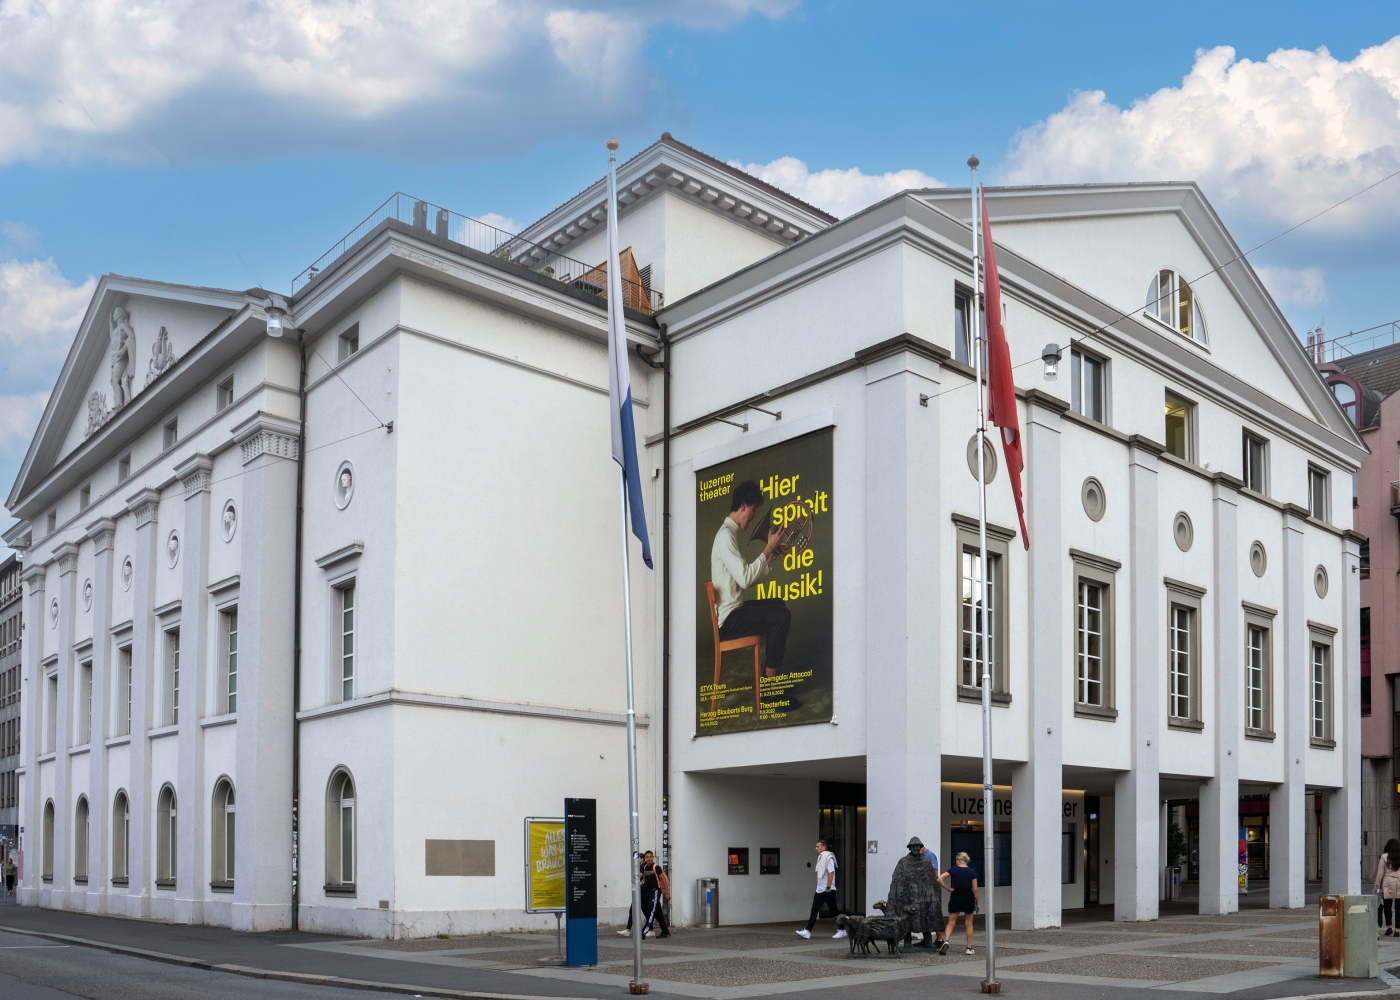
left=4, top=134, right=1364, bottom=935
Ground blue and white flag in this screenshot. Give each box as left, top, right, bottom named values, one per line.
left=606, top=141, right=653, bottom=569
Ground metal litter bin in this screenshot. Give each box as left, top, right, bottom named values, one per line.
left=1163, top=866, right=1182, bottom=902
left=696, top=878, right=719, bottom=928
left=1320, top=894, right=1378, bottom=978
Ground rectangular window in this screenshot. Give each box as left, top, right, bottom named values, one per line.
left=1242, top=431, right=1268, bottom=494
left=118, top=454, right=131, bottom=483
left=953, top=289, right=972, bottom=366
left=120, top=646, right=132, bottom=736
left=46, top=673, right=57, bottom=753
left=167, top=629, right=180, bottom=726
left=79, top=661, right=92, bottom=745
left=1311, top=638, right=1334, bottom=747
left=1309, top=466, right=1330, bottom=521
left=223, top=609, right=239, bottom=714
left=1070, top=348, right=1106, bottom=422
left=1077, top=581, right=1104, bottom=706
left=340, top=584, right=355, bottom=701
left=46, top=511, right=56, bottom=534
left=79, top=484, right=91, bottom=510
left=954, top=516, right=1011, bottom=702
left=217, top=376, right=234, bottom=411
left=163, top=419, right=178, bottom=450
left=338, top=324, right=360, bottom=362
left=1071, top=556, right=1122, bottom=720
left=1243, top=609, right=1275, bottom=739
left=1164, top=391, right=1194, bottom=461
left=1166, top=581, right=1204, bottom=730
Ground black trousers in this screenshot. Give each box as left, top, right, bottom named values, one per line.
left=642, top=887, right=669, bottom=936
left=805, top=890, right=839, bottom=930
left=1383, top=897, right=1394, bottom=928
left=719, top=600, right=791, bottom=674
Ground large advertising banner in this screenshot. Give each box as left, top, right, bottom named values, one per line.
left=524, top=818, right=565, bottom=911
left=695, top=428, right=833, bottom=735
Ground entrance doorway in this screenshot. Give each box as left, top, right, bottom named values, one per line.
left=818, top=782, right=866, bottom=915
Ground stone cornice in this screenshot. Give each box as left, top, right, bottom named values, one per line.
left=125, top=487, right=162, bottom=527
left=84, top=517, right=117, bottom=553
left=21, top=563, right=46, bottom=589
left=315, top=541, right=364, bottom=571
left=175, top=453, right=214, bottom=498
left=231, top=411, right=300, bottom=466
left=51, top=542, right=79, bottom=576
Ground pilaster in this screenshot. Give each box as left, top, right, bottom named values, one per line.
left=232, top=414, right=299, bottom=930
left=1325, top=533, right=1363, bottom=894
left=19, top=562, right=45, bottom=901
left=175, top=454, right=213, bottom=924
left=84, top=517, right=117, bottom=913
left=862, top=341, right=942, bottom=912
left=124, top=487, right=162, bottom=917
left=1013, top=390, right=1064, bottom=929
left=1199, top=475, right=1240, bottom=914
left=51, top=541, right=79, bottom=909
left=1116, top=435, right=1161, bottom=921
left=1272, top=506, right=1308, bottom=909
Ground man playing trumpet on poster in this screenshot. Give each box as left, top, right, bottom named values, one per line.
left=711, top=480, right=791, bottom=678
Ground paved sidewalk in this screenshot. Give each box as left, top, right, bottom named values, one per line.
left=0, top=897, right=1398, bottom=1000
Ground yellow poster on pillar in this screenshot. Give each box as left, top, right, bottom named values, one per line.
left=526, top=820, right=566, bottom=911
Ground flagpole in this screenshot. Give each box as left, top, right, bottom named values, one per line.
left=607, top=138, right=647, bottom=995
left=969, top=155, right=999, bottom=994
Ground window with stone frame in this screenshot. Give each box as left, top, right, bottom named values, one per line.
left=1072, top=550, right=1119, bottom=719
left=1243, top=604, right=1276, bottom=740
left=954, top=514, right=1012, bottom=704
left=1310, top=627, right=1336, bottom=748
left=1165, top=579, right=1205, bottom=730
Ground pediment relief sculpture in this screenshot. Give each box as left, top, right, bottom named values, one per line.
left=109, top=305, right=137, bottom=408
left=84, top=391, right=112, bottom=439
left=146, top=325, right=176, bottom=385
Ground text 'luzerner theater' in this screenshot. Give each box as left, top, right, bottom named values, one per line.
left=4, top=134, right=1364, bottom=934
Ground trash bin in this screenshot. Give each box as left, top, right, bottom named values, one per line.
left=1320, top=894, right=1378, bottom=979
left=1163, top=866, right=1182, bottom=902
left=695, top=878, right=719, bottom=928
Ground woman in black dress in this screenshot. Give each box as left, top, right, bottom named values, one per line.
left=938, top=852, right=980, bottom=955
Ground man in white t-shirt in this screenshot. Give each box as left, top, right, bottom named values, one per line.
left=796, top=839, right=843, bottom=939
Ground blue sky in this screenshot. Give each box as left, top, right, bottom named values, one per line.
left=3, top=0, right=1400, bottom=530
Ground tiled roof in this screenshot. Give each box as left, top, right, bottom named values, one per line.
left=1335, top=343, right=1400, bottom=398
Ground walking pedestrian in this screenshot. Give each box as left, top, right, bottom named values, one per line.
left=3, top=853, right=14, bottom=898
left=938, top=852, right=979, bottom=955
left=1375, top=838, right=1400, bottom=936
left=618, top=851, right=671, bottom=939
left=796, top=839, right=842, bottom=939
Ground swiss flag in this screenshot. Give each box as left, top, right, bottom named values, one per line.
left=981, top=193, right=1028, bottom=550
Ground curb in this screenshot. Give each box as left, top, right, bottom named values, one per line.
left=0, top=923, right=600, bottom=1000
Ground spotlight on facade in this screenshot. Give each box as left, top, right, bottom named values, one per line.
left=263, top=295, right=289, bottom=338
left=1042, top=343, right=1063, bottom=381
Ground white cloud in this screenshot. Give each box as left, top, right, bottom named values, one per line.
left=0, top=391, right=49, bottom=454
left=0, top=0, right=794, bottom=164
left=1255, top=265, right=1329, bottom=308
left=728, top=156, right=943, bottom=219
left=0, top=257, right=95, bottom=381
left=476, top=212, right=519, bottom=235
left=1005, top=39, right=1400, bottom=235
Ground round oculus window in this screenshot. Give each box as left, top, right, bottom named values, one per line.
left=1249, top=540, right=1267, bottom=578
left=1081, top=477, right=1106, bottom=521
left=1173, top=511, right=1193, bottom=552
left=966, top=434, right=998, bottom=484
left=1314, top=564, right=1329, bottom=599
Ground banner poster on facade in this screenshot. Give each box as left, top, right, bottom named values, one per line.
left=524, top=818, right=565, bottom=912
left=695, top=428, right=833, bottom=735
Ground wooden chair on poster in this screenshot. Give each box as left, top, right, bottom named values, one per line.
left=705, top=581, right=762, bottom=715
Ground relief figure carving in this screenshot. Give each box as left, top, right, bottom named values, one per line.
left=109, top=305, right=137, bottom=407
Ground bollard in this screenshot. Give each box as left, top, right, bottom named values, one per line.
left=1320, top=894, right=1379, bottom=979
left=1320, top=896, right=1342, bottom=977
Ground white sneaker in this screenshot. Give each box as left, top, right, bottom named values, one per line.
left=965, top=947, right=975, bottom=955
left=795, top=929, right=811, bottom=939
left=832, top=929, right=847, bottom=939
left=617, top=929, right=631, bottom=936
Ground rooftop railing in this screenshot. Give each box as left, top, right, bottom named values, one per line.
left=292, top=192, right=661, bottom=313
left=1306, top=320, right=1400, bottom=364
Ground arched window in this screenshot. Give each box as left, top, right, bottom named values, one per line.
left=1330, top=379, right=1358, bottom=425
left=42, top=800, right=54, bottom=881
left=74, top=796, right=89, bottom=883
left=211, top=779, right=235, bottom=887
left=157, top=785, right=177, bottom=886
left=112, top=791, right=129, bottom=884
left=325, top=769, right=356, bottom=890
left=1146, top=268, right=1208, bottom=346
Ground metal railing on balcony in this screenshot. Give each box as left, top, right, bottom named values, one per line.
left=292, top=192, right=662, bottom=314
left=1305, top=320, right=1400, bottom=364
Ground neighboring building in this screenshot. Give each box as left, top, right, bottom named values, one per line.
left=0, top=554, right=20, bottom=851
left=1318, top=341, right=1400, bottom=879
left=2, top=138, right=1365, bottom=935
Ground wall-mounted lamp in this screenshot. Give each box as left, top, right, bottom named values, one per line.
left=1041, top=342, right=1064, bottom=381
left=263, top=294, right=289, bottom=338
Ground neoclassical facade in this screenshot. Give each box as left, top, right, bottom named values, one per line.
left=4, top=137, right=1364, bottom=935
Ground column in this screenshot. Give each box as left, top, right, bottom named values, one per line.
left=84, top=517, right=117, bottom=914
left=51, top=542, right=79, bottom=909
left=174, top=455, right=213, bottom=925
left=1012, top=391, right=1065, bottom=929
left=1199, top=475, right=1240, bottom=914
left=1272, top=506, right=1308, bottom=908
left=231, top=413, right=299, bottom=930
left=19, top=562, right=45, bottom=901
left=125, top=488, right=162, bottom=918
left=1115, top=436, right=1160, bottom=921
left=1325, top=533, right=1363, bottom=894
left=861, top=339, right=943, bottom=911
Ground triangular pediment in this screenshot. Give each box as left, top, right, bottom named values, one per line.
left=6, top=275, right=259, bottom=514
